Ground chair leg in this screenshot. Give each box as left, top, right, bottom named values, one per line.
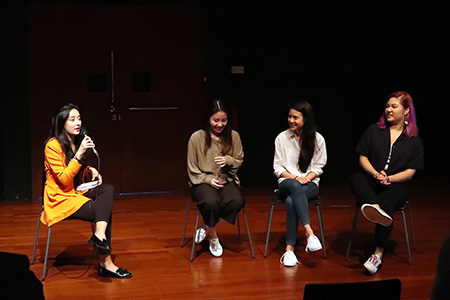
left=406, top=202, right=415, bottom=249
left=264, top=204, right=275, bottom=258
left=31, top=212, right=42, bottom=265
left=237, top=214, right=241, bottom=243
left=316, top=204, right=327, bottom=259
left=401, top=210, right=413, bottom=265
left=181, top=201, right=191, bottom=247
left=242, top=207, right=255, bottom=259
left=346, top=207, right=359, bottom=261
left=42, top=226, right=52, bottom=281
left=190, top=210, right=200, bottom=262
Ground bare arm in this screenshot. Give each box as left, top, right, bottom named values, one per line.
left=279, top=171, right=317, bottom=184
left=380, top=169, right=416, bottom=185
left=359, top=155, right=416, bottom=185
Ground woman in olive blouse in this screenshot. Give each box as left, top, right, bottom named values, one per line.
left=187, top=100, right=244, bottom=257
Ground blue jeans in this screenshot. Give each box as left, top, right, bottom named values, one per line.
left=279, top=179, right=318, bottom=246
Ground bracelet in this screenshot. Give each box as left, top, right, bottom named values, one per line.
left=373, top=172, right=379, bottom=178
left=73, top=156, right=80, bottom=163
left=294, top=176, right=298, bottom=180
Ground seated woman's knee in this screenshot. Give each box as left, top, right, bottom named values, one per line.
left=201, top=199, right=221, bottom=211
left=281, top=178, right=302, bottom=189
left=284, top=196, right=294, bottom=206
left=103, top=184, right=114, bottom=195
left=234, top=197, right=245, bottom=210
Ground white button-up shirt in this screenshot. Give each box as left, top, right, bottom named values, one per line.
left=273, top=129, right=327, bottom=186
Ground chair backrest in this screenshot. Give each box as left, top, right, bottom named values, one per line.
left=303, top=278, right=401, bottom=300
left=273, top=189, right=287, bottom=205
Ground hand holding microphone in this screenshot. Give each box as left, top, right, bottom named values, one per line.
left=74, top=132, right=103, bottom=191
left=83, top=132, right=99, bottom=156
left=74, top=132, right=98, bottom=160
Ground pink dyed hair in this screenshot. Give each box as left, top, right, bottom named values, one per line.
left=378, top=91, right=418, bottom=136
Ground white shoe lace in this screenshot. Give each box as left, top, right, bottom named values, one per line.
left=195, top=226, right=207, bottom=243
left=364, top=255, right=382, bottom=274
left=209, top=238, right=223, bottom=257
left=369, top=255, right=381, bottom=265
left=210, top=238, right=220, bottom=250
left=280, top=251, right=299, bottom=265
left=305, top=235, right=322, bottom=252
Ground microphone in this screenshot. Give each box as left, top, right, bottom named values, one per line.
left=81, top=131, right=101, bottom=192
left=83, top=131, right=99, bottom=157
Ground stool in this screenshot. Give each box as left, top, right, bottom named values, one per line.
left=31, top=211, right=95, bottom=280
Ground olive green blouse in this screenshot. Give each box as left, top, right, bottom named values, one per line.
left=187, top=129, right=243, bottom=186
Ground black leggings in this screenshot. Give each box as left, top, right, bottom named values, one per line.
left=67, top=184, right=114, bottom=242
left=351, top=172, right=408, bottom=249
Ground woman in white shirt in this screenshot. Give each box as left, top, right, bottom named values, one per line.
left=273, top=100, right=327, bottom=267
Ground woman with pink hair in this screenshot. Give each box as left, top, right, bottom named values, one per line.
left=350, top=91, right=424, bottom=275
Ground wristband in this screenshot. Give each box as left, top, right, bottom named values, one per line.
left=373, top=172, right=379, bottom=178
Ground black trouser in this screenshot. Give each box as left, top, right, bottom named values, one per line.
left=351, top=172, right=408, bottom=249
left=68, top=184, right=114, bottom=242
left=190, top=182, right=244, bottom=227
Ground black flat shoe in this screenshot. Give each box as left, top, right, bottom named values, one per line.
left=98, top=266, right=132, bottom=279
left=88, top=235, right=111, bottom=253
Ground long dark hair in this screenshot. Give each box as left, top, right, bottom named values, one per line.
left=48, top=103, right=85, bottom=165
left=204, top=99, right=232, bottom=155
left=289, top=100, right=317, bottom=173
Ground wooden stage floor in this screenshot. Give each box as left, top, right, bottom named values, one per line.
left=1, top=181, right=448, bottom=299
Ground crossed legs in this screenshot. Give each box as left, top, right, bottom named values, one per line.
left=69, top=184, right=118, bottom=272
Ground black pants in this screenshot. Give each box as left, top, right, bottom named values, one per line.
left=67, top=184, right=114, bottom=242
left=190, top=182, right=244, bottom=227
left=351, top=172, right=408, bottom=249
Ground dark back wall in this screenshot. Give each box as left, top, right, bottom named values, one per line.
left=1, top=2, right=449, bottom=199
left=1, top=2, right=30, bottom=200
left=205, top=2, right=449, bottom=188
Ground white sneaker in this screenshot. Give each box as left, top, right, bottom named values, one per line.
left=364, top=254, right=382, bottom=275
left=305, top=235, right=322, bottom=253
left=361, top=204, right=393, bottom=227
left=280, top=250, right=300, bottom=267
left=209, top=238, right=223, bottom=257
left=195, top=225, right=207, bottom=244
